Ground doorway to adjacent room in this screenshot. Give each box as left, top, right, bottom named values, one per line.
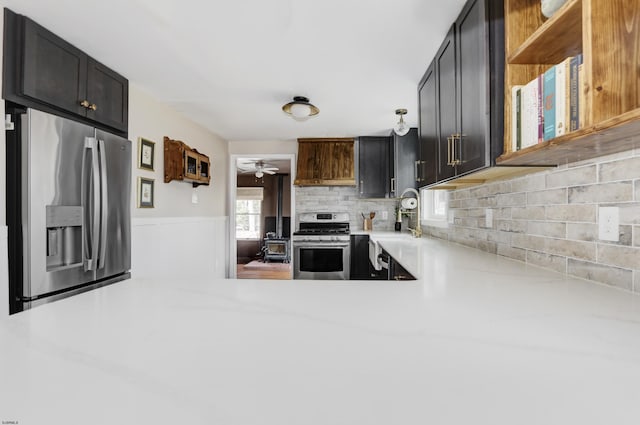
left=228, top=154, right=295, bottom=279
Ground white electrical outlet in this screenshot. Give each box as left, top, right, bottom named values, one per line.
left=485, top=209, right=493, bottom=228
left=381, top=210, right=388, bottom=220
left=191, top=189, right=199, bottom=204
left=598, top=207, right=619, bottom=241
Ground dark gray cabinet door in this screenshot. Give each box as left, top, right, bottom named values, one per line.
left=435, top=26, right=457, bottom=182
left=358, top=136, right=391, bottom=198
left=349, top=235, right=385, bottom=280
left=418, top=62, right=438, bottom=187
left=87, top=58, right=129, bottom=133
left=456, top=0, right=488, bottom=175
left=391, top=128, right=419, bottom=196
left=22, top=17, right=88, bottom=116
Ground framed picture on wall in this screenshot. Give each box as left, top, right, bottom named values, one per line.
left=137, top=177, right=154, bottom=208
left=138, top=137, right=155, bottom=171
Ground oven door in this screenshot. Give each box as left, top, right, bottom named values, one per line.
left=293, top=241, right=350, bottom=280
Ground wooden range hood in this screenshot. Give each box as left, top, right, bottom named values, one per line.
left=294, top=138, right=356, bottom=186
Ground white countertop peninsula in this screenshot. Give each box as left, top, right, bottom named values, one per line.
left=1, top=237, right=640, bottom=425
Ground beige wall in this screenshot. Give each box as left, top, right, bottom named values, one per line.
left=128, top=86, right=228, bottom=217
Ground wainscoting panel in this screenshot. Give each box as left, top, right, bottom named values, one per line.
left=132, top=217, right=228, bottom=280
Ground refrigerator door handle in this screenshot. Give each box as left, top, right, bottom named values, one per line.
left=98, top=139, right=108, bottom=270
left=82, top=137, right=100, bottom=271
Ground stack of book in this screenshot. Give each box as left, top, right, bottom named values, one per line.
left=511, top=54, right=583, bottom=152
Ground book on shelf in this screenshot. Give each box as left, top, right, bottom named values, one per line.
left=537, top=74, right=544, bottom=144
left=511, top=85, right=523, bottom=152
left=556, top=57, right=572, bottom=137
left=578, top=54, right=585, bottom=130
left=569, top=55, right=580, bottom=131
left=521, top=76, right=540, bottom=149
left=543, top=65, right=556, bottom=141
left=512, top=55, right=582, bottom=151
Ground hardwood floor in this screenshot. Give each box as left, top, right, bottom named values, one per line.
left=236, top=262, right=292, bottom=280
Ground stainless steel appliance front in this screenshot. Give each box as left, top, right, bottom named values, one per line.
left=293, top=239, right=350, bottom=280
left=20, top=109, right=131, bottom=308
left=292, top=212, right=350, bottom=280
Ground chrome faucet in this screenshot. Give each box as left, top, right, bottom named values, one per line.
left=399, top=188, right=422, bottom=238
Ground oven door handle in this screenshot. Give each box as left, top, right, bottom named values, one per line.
left=293, top=241, right=350, bottom=248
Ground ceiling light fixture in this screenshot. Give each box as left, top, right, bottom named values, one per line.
left=282, top=96, right=320, bottom=120
left=393, top=108, right=410, bottom=136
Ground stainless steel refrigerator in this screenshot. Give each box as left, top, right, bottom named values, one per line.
left=13, top=108, right=131, bottom=311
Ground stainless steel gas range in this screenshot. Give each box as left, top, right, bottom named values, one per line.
left=292, top=212, right=350, bottom=280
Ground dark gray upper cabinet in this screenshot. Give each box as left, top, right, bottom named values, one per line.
left=417, top=0, right=504, bottom=187
left=3, top=9, right=128, bottom=135
left=418, top=63, right=437, bottom=186
left=86, top=58, right=129, bottom=132
left=390, top=127, right=419, bottom=197
left=21, top=17, right=88, bottom=116
left=435, top=26, right=457, bottom=182
left=358, top=129, right=418, bottom=199
left=358, top=136, right=391, bottom=198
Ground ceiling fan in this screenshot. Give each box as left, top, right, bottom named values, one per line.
left=237, top=159, right=279, bottom=178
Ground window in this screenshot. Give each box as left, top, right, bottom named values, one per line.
left=236, top=187, right=263, bottom=240
left=421, top=188, right=449, bottom=228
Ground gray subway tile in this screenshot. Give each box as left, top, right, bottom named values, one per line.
left=568, top=182, right=633, bottom=204
left=546, top=238, right=597, bottom=261
left=597, top=244, right=640, bottom=270
left=527, top=251, right=567, bottom=274
left=546, top=165, right=597, bottom=188
left=568, top=259, right=633, bottom=291
left=545, top=204, right=597, bottom=222
left=512, top=206, right=546, bottom=220
left=527, top=221, right=567, bottom=238
left=496, top=192, right=526, bottom=207
left=497, top=244, right=527, bottom=262
left=567, top=223, right=597, bottom=242
left=599, top=156, right=640, bottom=182
left=527, top=188, right=568, bottom=205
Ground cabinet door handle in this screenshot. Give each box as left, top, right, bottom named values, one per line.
left=360, top=180, right=364, bottom=194
left=89, top=103, right=97, bottom=111
left=414, top=160, right=421, bottom=182
left=390, top=177, right=396, bottom=194
left=447, top=135, right=452, bottom=166
left=80, top=100, right=90, bottom=108
left=452, top=133, right=462, bottom=166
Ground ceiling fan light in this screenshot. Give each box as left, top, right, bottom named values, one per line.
left=255, top=171, right=264, bottom=178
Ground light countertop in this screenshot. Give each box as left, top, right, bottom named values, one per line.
left=1, top=236, right=640, bottom=424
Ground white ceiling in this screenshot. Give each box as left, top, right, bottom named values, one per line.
left=4, top=0, right=467, bottom=142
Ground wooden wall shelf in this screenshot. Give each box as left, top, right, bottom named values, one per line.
left=164, top=136, right=211, bottom=187
left=507, top=0, right=582, bottom=64
left=497, top=107, right=640, bottom=166
left=427, top=166, right=553, bottom=190
left=502, top=0, right=640, bottom=167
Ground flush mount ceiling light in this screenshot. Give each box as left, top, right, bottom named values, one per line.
left=282, top=96, right=320, bottom=120
left=393, top=108, right=410, bottom=136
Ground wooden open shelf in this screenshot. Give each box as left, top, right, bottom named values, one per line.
left=508, top=0, right=582, bottom=64
left=497, top=107, right=640, bottom=166
left=429, top=166, right=553, bottom=190
left=502, top=0, right=640, bottom=167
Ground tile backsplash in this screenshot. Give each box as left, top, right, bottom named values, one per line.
left=295, top=186, right=399, bottom=231
left=424, top=148, right=640, bottom=292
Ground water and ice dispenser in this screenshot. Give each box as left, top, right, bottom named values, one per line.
left=45, top=206, right=83, bottom=271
